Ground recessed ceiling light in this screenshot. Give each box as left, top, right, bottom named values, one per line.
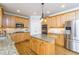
left=33, top=12, right=37, bottom=15
left=61, top=4, right=65, bottom=8
left=47, top=11, right=50, bottom=14
left=17, top=9, right=20, bottom=13
left=44, top=19, right=47, bottom=22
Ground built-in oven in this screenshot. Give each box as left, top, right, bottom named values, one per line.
left=42, top=24, right=47, bottom=34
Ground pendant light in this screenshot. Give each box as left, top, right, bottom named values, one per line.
left=40, top=3, right=44, bottom=22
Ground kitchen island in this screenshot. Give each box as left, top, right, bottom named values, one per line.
left=14, top=33, right=79, bottom=55
left=30, top=34, right=56, bottom=55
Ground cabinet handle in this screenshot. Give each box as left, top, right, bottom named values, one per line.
left=42, top=42, right=44, bottom=44
left=40, top=44, right=41, bottom=46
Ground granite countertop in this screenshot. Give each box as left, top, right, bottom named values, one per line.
left=0, top=34, right=18, bottom=55
left=32, top=34, right=58, bottom=43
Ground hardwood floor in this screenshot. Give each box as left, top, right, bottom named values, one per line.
left=55, top=45, right=79, bottom=55
left=15, top=40, right=79, bottom=55
left=15, top=40, right=36, bottom=55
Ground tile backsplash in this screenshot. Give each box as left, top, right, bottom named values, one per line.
left=48, top=28, right=65, bottom=34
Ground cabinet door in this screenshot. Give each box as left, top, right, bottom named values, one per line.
left=35, top=39, right=40, bottom=54
left=51, top=17, right=56, bottom=28
left=76, top=10, right=79, bottom=20
left=39, top=41, right=55, bottom=55
left=10, top=16, right=16, bottom=27
left=6, top=15, right=11, bottom=27
left=30, top=38, right=37, bottom=52
left=39, top=41, right=46, bottom=55
left=56, top=15, right=61, bottom=28
left=56, top=35, right=64, bottom=47
left=3, top=15, right=7, bottom=27
left=23, top=18, right=29, bottom=28
left=66, top=11, right=75, bottom=21
left=3, top=15, right=15, bottom=28
left=60, top=14, right=67, bottom=27
left=48, top=17, right=56, bottom=28
left=30, top=38, right=33, bottom=49
left=45, top=42, right=55, bottom=55
left=0, top=8, right=3, bottom=28
left=59, top=35, right=64, bottom=46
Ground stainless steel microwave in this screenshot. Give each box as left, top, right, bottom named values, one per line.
left=16, top=23, right=24, bottom=28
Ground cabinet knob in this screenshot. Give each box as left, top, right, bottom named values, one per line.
left=40, top=44, right=41, bottom=46
left=42, top=42, right=44, bottom=44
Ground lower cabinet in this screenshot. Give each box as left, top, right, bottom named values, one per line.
left=56, top=35, right=64, bottom=47
left=11, top=32, right=30, bottom=43
left=30, top=37, right=55, bottom=55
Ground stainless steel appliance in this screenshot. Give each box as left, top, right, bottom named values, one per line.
left=65, top=20, right=79, bottom=53
left=16, top=23, right=24, bottom=28
left=42, top=24, right=47, bottom=34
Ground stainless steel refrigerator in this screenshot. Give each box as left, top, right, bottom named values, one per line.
left=65, top=20, right=79, bottom=53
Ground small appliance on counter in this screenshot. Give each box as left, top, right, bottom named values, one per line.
left=64, top=20, right=79, bottom=53
left=42, top=24, right=47, bottom=34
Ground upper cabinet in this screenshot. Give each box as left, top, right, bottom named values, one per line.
left=44, top=10, right=77, bottom=28
left=75, top=10, right=79, bottom=20
left=3, top=15, right=16, bottom=28
left=56, top=15, right=61, bottom=28
left=0, top=7, right=3, bottom=28
left=3, top=15, right=29, bottom=28
left=10, top=16, right=16, bottom=28
left=50, top=16, right=57, bottom=28
left=66, top=11, right=76, bottom=21
left=15, top=16, right=29, bottom=28
left=47, top=16, right=56, bottom=28
left=60, top=14, right=67, bottom=27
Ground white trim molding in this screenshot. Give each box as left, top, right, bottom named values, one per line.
left=4, top=11, right=29, bottom=19
left=49, top=7, right=79, bottom=17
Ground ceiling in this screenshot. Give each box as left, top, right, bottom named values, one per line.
left=1, top=3, right=79, bottom=17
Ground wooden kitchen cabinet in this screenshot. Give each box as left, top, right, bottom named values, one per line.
left=75, top=9, right=79, bottom=20
left=30, top=37, right=40, bottom=54
left=3, top=15, right=9, bottom=28
left=56, top=15, right=61, bottom=28
left=3, top=15, right=16, bottom=28
left=60, top=14, right=67, bottom=27
left=3, top=15, right=29, bottom=28
left=10, top=16, right=16, bottom=27
left=30, top=37, right=55, bottom=55
left=0, top=7, right=3, bottom=28
left=44, top=9, right=76, bottom=29
left=66, top=11, right=76, bottom=21
left=56, top=35, right=64, bottom=47
left=30, top=38, right=37, bottom=52
left=15, top=16, right=29, bottom=28
left=47, top=16, right=57, bottom=28
left=11, top=32, right=30, bottom=43
left=38, top=40, right=46, bottom=55
left=51, top=16, right=57, bottom=28
left=39, top=40, right=55, bottom=55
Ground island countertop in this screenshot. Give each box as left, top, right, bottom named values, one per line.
left=31, top=34, right=59, bottom=43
